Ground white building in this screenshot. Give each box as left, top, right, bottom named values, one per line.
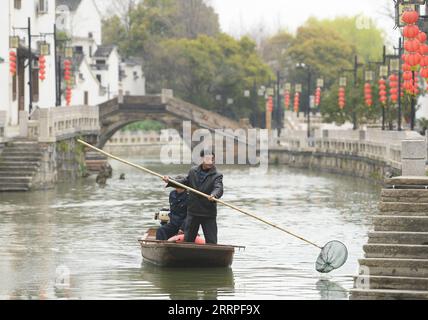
left=57, top=0, right=146, bottom=105
left=121, top=57, right=146, bottom=96
left=0, top=0, right=57, bottom=138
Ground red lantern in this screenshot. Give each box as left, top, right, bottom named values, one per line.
left=420, top=44, right=428, bottom=56
left=414, top=77, right=419, bottom=95
left=421, top=68, right=428, bottom=78
left=407, top=52, right=421, bottom=66
left=9, top=51, right=17, bottom=75
left=403, top=24, right=420, bottom=39
left=403, top=71, right=413, bottom=81
left=405, top=39, right=421, bottom=52
left=418, top=32, right=427, bottom=43
left=420, top=56, right=428, bottom=67
left=402, top=10, right=420, bottom=25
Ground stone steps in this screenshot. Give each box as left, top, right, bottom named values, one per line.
left=0, top=165, right=39, bottom=171
left=0, top=140, right=41, bottom=192
left=358, top=258, right=428, bottom=278
left=350, top=288, right=428, bottom=300
left=0, top=161, right=40, bottom=167
left=0, top=186, right=30, bottom=192
left=354, top=275, right=428, bottom=291
left=379, top=202, right=428, bottom=212
left=373, top=216, right=428, bottom=232
left=368, top=232, right=428, bottom=245
left=0, top=171, right=37, bottom=177
left=364, top=244, right=428, bottom=259
left=0, top=182, right=32, bottom=191
left=1, top=151, right=42, bottom=157
left=376, top=211, right=428, bottom=216
left=0, top=156, right=42, bottom=162
left=381, top=190, right=428, bottom=204
left=0, top=177, right=32, bottom=183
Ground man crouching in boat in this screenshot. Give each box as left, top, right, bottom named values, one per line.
left=163, top=150, right=223, bottom=244
left=156, top=176, right=188, bottom=241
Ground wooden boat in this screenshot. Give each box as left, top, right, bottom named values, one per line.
left=138, top=228, right=244, bottom=268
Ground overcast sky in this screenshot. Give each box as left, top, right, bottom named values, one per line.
left=210, top=0, right=399, bottom=41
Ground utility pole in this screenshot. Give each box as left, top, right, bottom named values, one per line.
left=307, top=70, right=312, bottom=139
left=28, top=18, right=33, bottom=115
left=398, top=37, right=403, bottom=131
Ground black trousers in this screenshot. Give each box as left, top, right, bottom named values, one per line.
left=156, top=223, right=180, bottom=241
left=185, top=215, right=218, bottom=244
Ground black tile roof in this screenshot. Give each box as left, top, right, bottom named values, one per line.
left=93, top=45, right=115, bottom=58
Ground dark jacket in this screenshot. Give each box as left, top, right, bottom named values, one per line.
left=169, top=190, right=188, bottom=229
left=175, top=165, right=224, bottom=218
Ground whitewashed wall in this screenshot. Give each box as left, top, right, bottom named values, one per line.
left=1, top=0, right=57, bottom=133
left=0, top=2, right=11, bottom=124
left=121, top=63, right=146, bottom=96
left=69, top=0, right=102, bottom=45
left=71, top=59, right=107, bottom=106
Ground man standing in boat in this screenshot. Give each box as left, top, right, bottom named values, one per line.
left=163, top=150, right=223, bottom=244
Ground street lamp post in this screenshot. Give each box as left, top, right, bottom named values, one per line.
left=341, top=55, right=364, bottom=130
left=296, top=63, right=313, bottom=139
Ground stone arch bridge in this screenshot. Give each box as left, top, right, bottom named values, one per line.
left=97, top=94, right=252, bottom=149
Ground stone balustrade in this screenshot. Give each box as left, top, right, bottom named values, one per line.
left=28, top=106, right=100, bottom=142
left=277, top=128, right=424, bottom=171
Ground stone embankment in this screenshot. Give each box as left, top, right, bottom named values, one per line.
left=351, top=139, right=428, bottom=300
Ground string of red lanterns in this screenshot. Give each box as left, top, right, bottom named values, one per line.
left=364, top=82, right=373, bottom=107
left=378, top=78, right=387, bottom=105
left=388, top=74, right=399, bottom=104
left=402, top=8, right=422, bottom=96
left=39, top=55, right=46, bottom=81
left=315, top=87, right=322, bottom=107
left=338, top=87, right=346, bottom=110
left=293, top=92, right=300, bottom=113
left=9, top=50, right=17, bottom=76
left=284, top=90, right=290, bottom=110
left=266, top=96, right=274, bottom=113
left=64, top=59, right=72, bottom=106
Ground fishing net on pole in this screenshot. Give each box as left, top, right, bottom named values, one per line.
left=315, top=241, right=348, bottom=273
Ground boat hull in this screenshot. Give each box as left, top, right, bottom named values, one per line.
left=139, top=241, right=235, bottom=268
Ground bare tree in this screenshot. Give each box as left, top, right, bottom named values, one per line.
left=96, top=0, right=139, bottom=31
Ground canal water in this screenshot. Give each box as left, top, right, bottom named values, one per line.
left=0, top=159, right=380, bottom=300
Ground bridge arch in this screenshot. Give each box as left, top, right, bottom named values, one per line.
left=97, top=95, right=249, bottom=149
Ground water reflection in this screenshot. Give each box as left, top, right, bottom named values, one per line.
left=316, top=279, right=349, bottom=300
left=139, top=264, right=235, bottom=300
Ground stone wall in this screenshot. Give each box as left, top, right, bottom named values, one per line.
left=269, top=128, right=426, bottom=181
left=31, top=138, right=88, bottom=190
left=269, top=149, right=400, bottom=182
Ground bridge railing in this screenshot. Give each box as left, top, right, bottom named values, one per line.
left=26, top=106, right=100, bottom=142
left=277, top=128, right=422, bottom=170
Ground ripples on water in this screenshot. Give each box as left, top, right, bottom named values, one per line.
left=0, top=158, right=380, bottom=300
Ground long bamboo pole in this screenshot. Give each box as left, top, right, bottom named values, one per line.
left=78, top=139, right=322, bottom=249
